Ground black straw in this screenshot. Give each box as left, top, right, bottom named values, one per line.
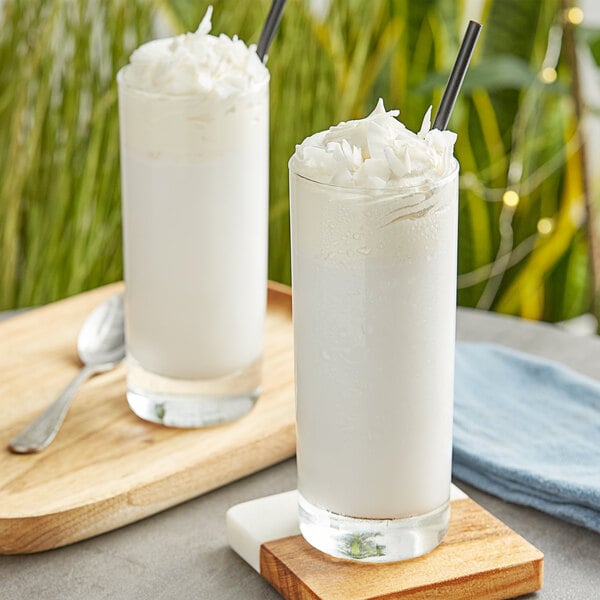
left=432, top=20, right=482, bottom=130
left=256, top=0, right=287, bottom=62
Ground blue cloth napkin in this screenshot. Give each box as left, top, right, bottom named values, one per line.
left=453, top=342, right=600, bottom=533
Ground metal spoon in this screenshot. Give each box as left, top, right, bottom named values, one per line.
left=9, top=293, right=125, bottom=454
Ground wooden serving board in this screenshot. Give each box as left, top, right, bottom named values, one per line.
left=0, top=281, right=295, bottom=554
left=227, top=490, right=544, bottom=600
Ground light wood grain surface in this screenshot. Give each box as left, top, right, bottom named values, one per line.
left=0, top=282, right=295, bottom=554
left=260, top=498, right=544, bottom=600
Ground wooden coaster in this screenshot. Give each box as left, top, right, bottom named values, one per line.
left=227, top=489, right=543, bottom=600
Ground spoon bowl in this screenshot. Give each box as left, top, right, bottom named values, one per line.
left=77, top=294, right=126, bottom=366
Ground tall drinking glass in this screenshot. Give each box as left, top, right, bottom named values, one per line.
left=290, top=162, right=459, bottom=561
left=117, top=69, right=269, bottom=428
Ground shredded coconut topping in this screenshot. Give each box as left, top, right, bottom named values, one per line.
left=290, top=99, right=457, bottom=188
left=121, top=6, right=268, bottom=96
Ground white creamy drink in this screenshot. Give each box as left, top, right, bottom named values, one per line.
left=118, top=7, right=269, bottom=426
left=289, top=100, right=458, bottom=560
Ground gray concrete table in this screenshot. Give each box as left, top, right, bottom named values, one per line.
left=1, top=308, right=599, bottom=599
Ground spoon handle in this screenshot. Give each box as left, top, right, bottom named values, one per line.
left=9, top=365, right=97, bottom=454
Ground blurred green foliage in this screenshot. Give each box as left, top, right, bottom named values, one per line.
left=0, top=0, right=595, bottom=322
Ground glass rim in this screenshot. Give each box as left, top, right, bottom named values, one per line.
left=288, top=157, right=459, bottom=194
left=116, top=65, right=270, bottom=99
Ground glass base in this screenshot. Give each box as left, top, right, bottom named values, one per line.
left=298, top=493, right=450, bottom=563
left=126, top=357, right=260, bottom=428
